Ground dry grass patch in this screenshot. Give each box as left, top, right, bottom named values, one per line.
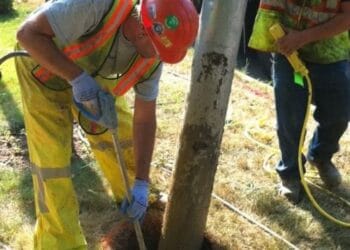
left=1, top=1, right=350, bottom=248
left=150, top=61, right=350, bottom=249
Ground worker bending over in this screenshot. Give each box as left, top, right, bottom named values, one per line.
left=15, top=0, right=198, bottom=248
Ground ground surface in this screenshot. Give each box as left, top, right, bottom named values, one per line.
left=1, top=1, right=350, bottom=250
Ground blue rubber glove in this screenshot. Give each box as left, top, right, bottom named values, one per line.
left=74, top=91, right=117, bottom=129
left=70, top=71, right=101, bottom=102
left=70, top=72, right=117, bottom=129
left=120, top=179, right=149, bottom=221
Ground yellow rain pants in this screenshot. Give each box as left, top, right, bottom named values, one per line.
left=15, top=51, right=135, bottom=250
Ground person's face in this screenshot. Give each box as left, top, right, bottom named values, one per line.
left=132, top=22, right=157, bottom=58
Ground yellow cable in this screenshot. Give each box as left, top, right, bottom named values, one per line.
left=243, top=98, right=350, bottom=226
left=269, top=23, right=350, bottom=227
left=299, top=75, right=350, bottom=227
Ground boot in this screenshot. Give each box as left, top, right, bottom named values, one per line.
left=308, top=159, right=342, bottom=188
left=278, top=178, right=303, bottom=204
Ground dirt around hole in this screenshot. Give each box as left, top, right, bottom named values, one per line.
left=100, top=201, right=221, bottom=250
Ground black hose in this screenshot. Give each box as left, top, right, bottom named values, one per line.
left=0, top=51, right=30, bottom=66
left=0, top=50, right=30, bottom=79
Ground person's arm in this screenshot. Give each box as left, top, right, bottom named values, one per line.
left=17, top=3, right=116, bottom=118
left=120, top=68, right=160, bottom=221
left=277, top=2, right=350, bottom=55
left=133, top=97, right=157, bottom=182
left=16, top=12, right=82, bottom=81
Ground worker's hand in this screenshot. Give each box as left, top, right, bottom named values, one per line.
left=74, top=90, right=118, bottom=129
left=276, top=29, right=305, bottom=56
left=96, top=91, right=118, bottom=129
left=70, top=71, right=101, bottom=102
left=120, top=179, right=149, bottom=222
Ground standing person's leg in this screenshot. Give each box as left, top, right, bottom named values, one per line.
left=272, top=53, right=309, bottom=202
left=15, top=55, right=87, bottom=250
left=82, top=95, right=136, bottom=202
left=307, top=60, right=350, bottom=187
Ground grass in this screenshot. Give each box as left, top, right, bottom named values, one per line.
left=151, top=65, right=350, bottom=249
left=1, top=1, right=350, bottom=250
left=0, top=1, right=35, bottom=133
left=0, top=3, right=32, bottom=244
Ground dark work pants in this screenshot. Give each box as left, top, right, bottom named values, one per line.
left=272, top=54, right=350, bottom=180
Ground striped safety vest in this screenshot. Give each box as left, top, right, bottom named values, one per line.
left=249, top=0, right=349, bottom=63
left=32, top=0, right=160, bottom=95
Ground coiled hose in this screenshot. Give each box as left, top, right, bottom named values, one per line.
left=0, top=50, right=30, bottom=78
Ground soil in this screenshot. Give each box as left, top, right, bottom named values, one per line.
left=0, top=124, right=91, bottom=171
left=0, top=129, right=28, bottom=170
left=100, top=201, right=216, bottom=250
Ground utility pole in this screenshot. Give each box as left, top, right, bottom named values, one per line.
left=158, top=1, right=247, bottom=249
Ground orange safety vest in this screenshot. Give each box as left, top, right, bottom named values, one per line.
left=249, top=0, right=349, bottom=63
left=31, top=0, right=160, bottom=95
left=259, top=0, right=340, bottom=29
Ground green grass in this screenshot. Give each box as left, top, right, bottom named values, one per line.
left=0, top=167, right=34, bottom=245
left=0, top=3, right=128, bottom=248
left=0, top=3, right=33, bottom=134
left=0, top=3, right=33, bottom=244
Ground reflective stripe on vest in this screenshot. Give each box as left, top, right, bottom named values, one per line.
left=112, top=56, right=158, bottom=96
left=259, top=0, right=339, bottom=28
left=249, top=0, right=349, bottom=63
left=62, top=1, right=133, bottom=60
left=33, top=0, right=134, bottom=83
left=33, top=0, right=160, bottom=97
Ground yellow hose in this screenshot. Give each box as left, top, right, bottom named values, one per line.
left=269, top=23, right=350, bottom=226
left=299, top=75, right=350, bottom=227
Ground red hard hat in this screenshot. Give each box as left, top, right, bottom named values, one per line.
left=140, top=0, right=199, bottom=64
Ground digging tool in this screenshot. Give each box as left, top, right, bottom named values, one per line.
left=0, top=49, right=149, bottom=247
left=76, top=94, right=148, bottom=250
left=110, top=128, right=147, bottom=250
